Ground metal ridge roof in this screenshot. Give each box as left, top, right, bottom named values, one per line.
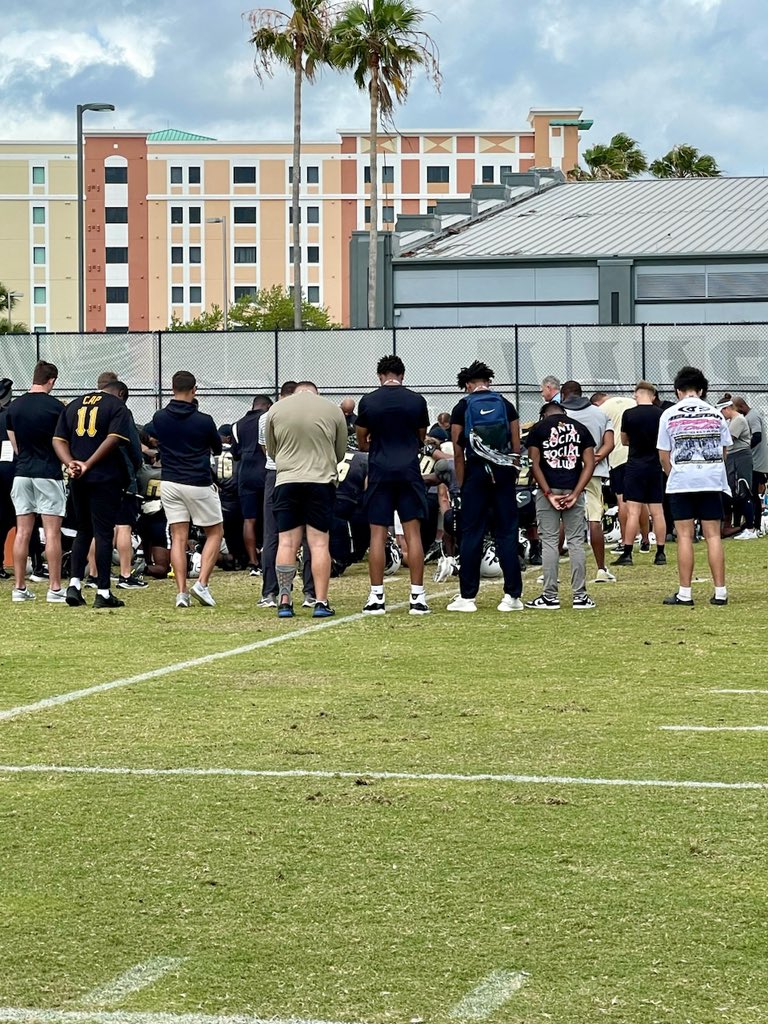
left=403, top=178, right=768, bottom=262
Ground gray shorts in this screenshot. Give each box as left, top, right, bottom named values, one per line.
left=160, top=480, right=223, bottom=527
left=11, top=476, right=67, bottom=517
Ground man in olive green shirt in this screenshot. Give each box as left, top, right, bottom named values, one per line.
left=266, top=382, right=347, bottom=619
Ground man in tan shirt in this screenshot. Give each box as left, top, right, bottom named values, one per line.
left=266, top=381, right=347, bottom=619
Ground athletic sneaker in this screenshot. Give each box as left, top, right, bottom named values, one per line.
left=29, top=568, right=48, bottom=583
left=0, top=566, right=10, bottom=579
left=191, top=581, right=216, bottom=607
left=302, top=597, right=317, bottom=608
left=424, top=541, right=442, bottom=564
left=662, top=593, right=694, bottom=606
left=46, top=588, right=66, bottom=604
left=594, top=568, right=617, bottom=583
left=734, top=529, right=758, bottom=541
left=257, top=596, right=277, bottom=608
left=248, top=564, right=261, bottom=577
left=611, top=553, right=633, bottom=567
left=12, top=587, right=36, bottom=603
left=447, top=596, right=478, bottom=613
left=312, top=601, right=335, bottom=618
left=709, top=594, right=728, bottom=606
left=640, top=541, right=651, bottom=553
left=117, top=574, right=148, bottom=589
left=362, top=597, right=386, bottom=616
left=176, top=592, right=191, bottom=608
left=653, top=551, right=667, bottom=565
left=93, top=593, right=125, bottom=609
left=573, top=595, right=597, bottom=610
left=277, top=601, right=295, bottom=619
left=83, top=575, right=99, bottom=589
left=497, top=594, right=524, bottom=612
left=524, top=594, right=560, bottom=610
left=409, top=597, right=431, bottom=616
left=65, top=585, right=86, bottom=607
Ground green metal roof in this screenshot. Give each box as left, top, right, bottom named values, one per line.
left=549, top=119, right=594, bottom=129
left=147, top=129, right=217, bottom=142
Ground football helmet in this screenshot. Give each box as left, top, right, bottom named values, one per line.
left=479, top=543, right=503, bottom=578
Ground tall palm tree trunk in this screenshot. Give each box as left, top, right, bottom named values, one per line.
left=292, top=45, right=303, bottom=330
left=367, top=62, right=379, bottom=327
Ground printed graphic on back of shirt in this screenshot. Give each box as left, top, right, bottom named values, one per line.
left=543, top=421, right=582, bottom=471
left=667, top=404, right=725, bottom=464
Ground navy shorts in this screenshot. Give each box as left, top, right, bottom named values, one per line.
left=238, top=486, right=264, bottom=520
left=115, top=493, right=141, bottom=527
left=364, top=479, right=428, bottom=527
left=669, top=491, right=724, bottom=523
left=624, top=461, right=665, bottom=504
left=138, top=513, right=169, bottom=549
left=273, top=482, right=335, bottom=533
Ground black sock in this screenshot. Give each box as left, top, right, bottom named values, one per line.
left=657, top=544, right=665, bottom=555
left=623, top=544, right=633, bottom=557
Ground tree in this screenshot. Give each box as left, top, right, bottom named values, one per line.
left=229, top=285, right=338, bottom=330
left=332, top=0, right=440, bottom=326
left=650, top=144, right=722, bottom=178
left=0, top=321, right=29, bottom=334
left=569, top=132, right=648, bottom=180
left=0, top=283, right=27, bottom=332
left=168, top=306, right=225, bottom=331
left=247, top=1, right=335, bottom=330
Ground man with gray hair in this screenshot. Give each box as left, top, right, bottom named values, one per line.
left=541, top=376, right=561, bottom=404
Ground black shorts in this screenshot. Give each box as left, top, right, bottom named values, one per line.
left=273, top=482, right=335, bottom=533
left=115, top=493, right=141, bottom=527
left=138, top=513, right=169, bottom=549
left=669, top=491, right=724, bottom=523
left=364, top=479, right=428, bottom=527
left=624, top=461, right=664, bottom=504
left=609, top=464, right=626, bottom=496
left=239, top=486, right=264, bottom=520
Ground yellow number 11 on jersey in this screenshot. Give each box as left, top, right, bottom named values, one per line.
left=75, top=406, right=99, bottom=437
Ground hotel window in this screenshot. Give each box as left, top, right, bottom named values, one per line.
left=171, top=247, right=183, bottom=264
left=382, top=206, right=395, bottom=223
left=190, top=286, right=202, bottom=303
left=171, top=207, right=184, bottom=224
left=500, top=165, right=512, bottom=177
left=234, top=286, right=258, bottom=300
left=189, top=246, right=201, bottom=264
left=233, top=166, right=256, bottom=184
left=34, top=326, right=47, bottom=333
left=106, top=287, right=129, bottom=303
left=105, top=166, right=128, bottom=184
left=170, top=166, right=183, bottom=184
left=106, top=247, right=129, bottom=263
left=307, top=206, right=319, bottom=223
left=482, top=166, right=494, bottom=183
left=32, top=207, right=45, bottom=225
left=189, top=207, right=201, bottom=224
left=172, top=287, right=184, bottom=303
left=105, top=207, right=129, bottom=223
left=234, top=207, right=257, bottom=224
left=33, top=247, right=46, bottom=265
left=364, top=166, right=394, bottom=183
left=307, top=246, right=319, bottom=263
left=291, top=166, right=319, bottom=184
left=32, top=166, right=45, bottom=185
left=33, top=286, right=46, bottom=304
left=234, top=246, right=257, bottom=264
left=188, top=166, right=201, bottom=184
left=307, top=286, right=320, bottom=303
left=105, top=326, right=129, bottom=334
left=426, top=166, right=450, bottom=183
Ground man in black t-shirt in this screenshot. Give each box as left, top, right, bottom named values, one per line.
left=356, top=355, right=430, bottom=616
left=6, top=361, right=66, bottom=603
left=525, top=402, right=596, bottom=610
left=0, top=379, right=15, bottom=580
left=448, top=360, right=523, bottom=613
left=612, top=382, right=667, bottom=567
left=53, top=381, right=133, bottom=608
left=233, top=395, right=273, bottom=574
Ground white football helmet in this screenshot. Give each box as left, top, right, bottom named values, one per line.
left=480, top=543, right=503, bottom=578
left=384, top=537, right=402, bottom=576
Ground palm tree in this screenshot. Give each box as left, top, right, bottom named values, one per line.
left=247, top=2, right=334, bottom=329
left=569, top=132, right=648, bottom=181
left=332, top=0, right=440, bottom=326
left=0, top=282, right=18, bottom=316
left=650, top=144, right=722, bottom=178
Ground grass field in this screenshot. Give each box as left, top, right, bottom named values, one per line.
left=3, top=542, right=768, bottom=1024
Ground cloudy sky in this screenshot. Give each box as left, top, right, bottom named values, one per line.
left=5, top=0, right=767, bottom=174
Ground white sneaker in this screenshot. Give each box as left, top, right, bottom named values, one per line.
left=433, top=555, right=458, bottom=583
left=302, top=597, right=317, bottom=608
left=46, top=588, right=67, bottom=603
left=593, top=568, right=617, bottom=583
left=257, top=596, right=277, bottom=608
left=447, top=595, right=477, bottom=613
left=734, top=528, right=758, bottom=540
left=176, top=592, right=191, bottom=608
left=497, top=594, right=524, bottom=612
left=191, top=581, right=216, bottom=607
left=12, top=587, right=36, bottom=603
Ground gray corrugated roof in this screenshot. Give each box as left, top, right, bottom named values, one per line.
left=403, top=178, right=768, bottom=261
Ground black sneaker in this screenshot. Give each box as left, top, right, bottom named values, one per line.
left=248, top=564, right=261, bottom=577
left=117, top=574, right=148, bottom=589
left=83, top=575, right=99, bottom=589
left=362, top=597, right=386, bottom=616
left=312, top=601, right=335, bottom=618
left=654, top=551, right=667, bottom=565
left=66, top=585, right=87, bottom=607
left=93, top=593, right=125, bottom=609
left=0, top=566, right=10, bottom=580
left=611, top=553, right=633, bottom=566
left=662, top=593, right=694, bottom=606
left=29, top=568, right=49, bottom=583
left=640, top=541, right=651, bottom=553
left=573, top=595, right=597, bottom=610
left=524, top=594, right=560, bottom=610
left=709, top=594, right=728, bottom=606
left=409, top=597, right=431, bottom=616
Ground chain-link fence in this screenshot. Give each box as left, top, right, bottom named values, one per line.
left=5, top=323, right=768, bottom=425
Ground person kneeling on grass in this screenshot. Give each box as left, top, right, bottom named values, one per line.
left=524, top=402, right=596, bottom=610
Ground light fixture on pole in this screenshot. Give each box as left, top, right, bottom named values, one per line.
left=206, top=216, right=229, bottom=331
left=77, top=102, right=115, bottom=334
left=7, top=291, right=23, bottom=329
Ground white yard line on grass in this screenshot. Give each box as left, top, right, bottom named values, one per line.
left=449, top=971, right=528, bottom=1020
left=710, top=689, right=768, bottom=695
left=661, top=725, right=768, bottom=732
left=0, top=1009, right=357, bottom=1024
left=0, top=585, right=476, bottom=724
left=1, top=763, right=767, bottom=792
left=79, top=960, right=186, bottom=1008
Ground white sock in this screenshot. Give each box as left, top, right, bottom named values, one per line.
left=371, top=585, right=384, bottom=598
left=69, top=577, right=81, bottom=590
left=411, top=584, right=425, bottom=597
left=97, top=588, right=110, bottom=598
left=678, top=586, right=692, bottom=601
left=715, top=586, right=727, bottom=600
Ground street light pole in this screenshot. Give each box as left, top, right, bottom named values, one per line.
left=77, top=102, right=115, bottom=334
left=206, top=216, right=229, bottom=330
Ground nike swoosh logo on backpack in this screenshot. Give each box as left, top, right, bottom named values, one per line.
left=480, top=409, right=494, bottom=415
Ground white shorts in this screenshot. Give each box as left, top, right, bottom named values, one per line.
left=11, top=477, right=67, bottom=517
left=160, top=481, right=223, bottom=527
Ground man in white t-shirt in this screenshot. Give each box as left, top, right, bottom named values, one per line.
left=657, top=366, right=731, bottom=607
